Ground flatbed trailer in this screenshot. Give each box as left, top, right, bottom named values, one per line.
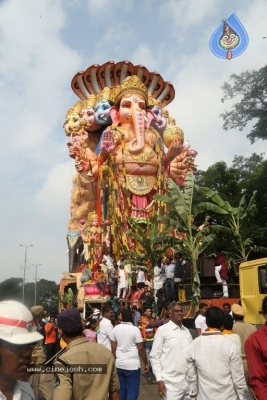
left=181, top=258, right=267, bottom=329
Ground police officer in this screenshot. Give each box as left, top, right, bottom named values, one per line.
left=0, top=300, right=44, bottom=400
left=53, top=308, right=120, bottom=400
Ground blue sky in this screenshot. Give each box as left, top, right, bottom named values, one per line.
left=0, top=0, right=266, bottom=286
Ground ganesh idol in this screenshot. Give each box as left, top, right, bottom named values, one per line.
left=96, top=76, right=184, bottom=207
left=91, top=76, right=185, bottom=253
left=64, top=60, right=198, bottom=262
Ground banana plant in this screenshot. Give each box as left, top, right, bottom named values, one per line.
left=196, top=188, right=267, bottom=261
left=124, top=215, right=173, bottom=272
left=155, top=172, right=230, bottom=305
left=53, top=288, right=77, bottom=309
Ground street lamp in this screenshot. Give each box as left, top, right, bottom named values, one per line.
left=32, top=264, right=41, bottom=306
left=20, top=244, right=33, bottom=304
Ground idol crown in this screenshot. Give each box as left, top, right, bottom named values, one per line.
left=115, top=75, right=148, bottom=104
left=65, top=101, right=83, bottom=118
left=88, top=211, right=98, bottom=222
left=96, top=87, right=113, bottom=103
left=82, top=94, right=97, bottom=109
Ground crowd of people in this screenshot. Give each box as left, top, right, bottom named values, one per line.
left=100, top=246, right=229, bottom=303
left=1, top=296, right=267, bottom=399
left=1, top=248, right=267, bottom=400
left=93, top=251, right=192, bottom=312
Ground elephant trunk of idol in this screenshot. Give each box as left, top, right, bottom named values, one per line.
left=128, top=108, right=146, bottom=154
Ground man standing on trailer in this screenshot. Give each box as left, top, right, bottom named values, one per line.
left=214, top=247, right=229, bottom=298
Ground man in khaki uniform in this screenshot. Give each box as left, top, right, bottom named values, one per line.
left=28, top=305, right=54, bottom=400
left=232, top=303, right=257, bottom=384
left=54, top=308, right=120, bottom=400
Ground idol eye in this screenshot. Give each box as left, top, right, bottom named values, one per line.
left=223, top=35, right=228, bottom=40
left=154, top=109, right=159, bottom=115
left=230, top=34, right=235, bottom=39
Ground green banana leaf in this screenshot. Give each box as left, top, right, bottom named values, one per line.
left=193, top=202, right=231, bottom=215
left=199, top=187, right=237, bottom=213
left=201, top=225, right=233, bottom=236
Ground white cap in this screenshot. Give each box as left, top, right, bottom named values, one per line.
left=0, top=301, right=43, bottom=345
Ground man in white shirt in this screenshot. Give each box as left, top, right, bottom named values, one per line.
left=164, top=258, right=175, bottom=302
left=102, top=250, right=113, bottom=269
left=150, top=301, right=193, bottom=399
left=117, top=265, right=128, bottom=298
left=97, top=305, right=114, bottom=351
left=187, top=306, right=249, bottom=400
left=136, top=267, right=145, bottom=289
left=153, top=259, right=164, bottom=301
left=194, top=303, right=208, bottom=336
left=111, top=309, right=149, bottom=400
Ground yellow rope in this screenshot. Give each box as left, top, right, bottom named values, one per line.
left=183, top=301, right=194, bottom=319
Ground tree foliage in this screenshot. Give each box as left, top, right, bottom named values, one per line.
left=194, top=161, right=240, bottom=206
left=0, top=278, right=23, bottom=302
left=194, top=153, right=267, bottom=249
left=220, top=65, right=267, bottom=143
left=153, top=157, right=267, bottom=303
left=0, top=278, right=59, bottom=313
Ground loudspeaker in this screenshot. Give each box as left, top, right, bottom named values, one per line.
left=184, top=285, right=193, bottom=301
left=229, top=286, right=240, bottom=298
left=200, top=259, right=215, bottom=277
left=200, top=285, right=213, bottom=298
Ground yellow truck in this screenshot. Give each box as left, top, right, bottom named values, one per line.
left=239, top=257, right=267, bottom=327
left=182, top=257, right=267, bottom=331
